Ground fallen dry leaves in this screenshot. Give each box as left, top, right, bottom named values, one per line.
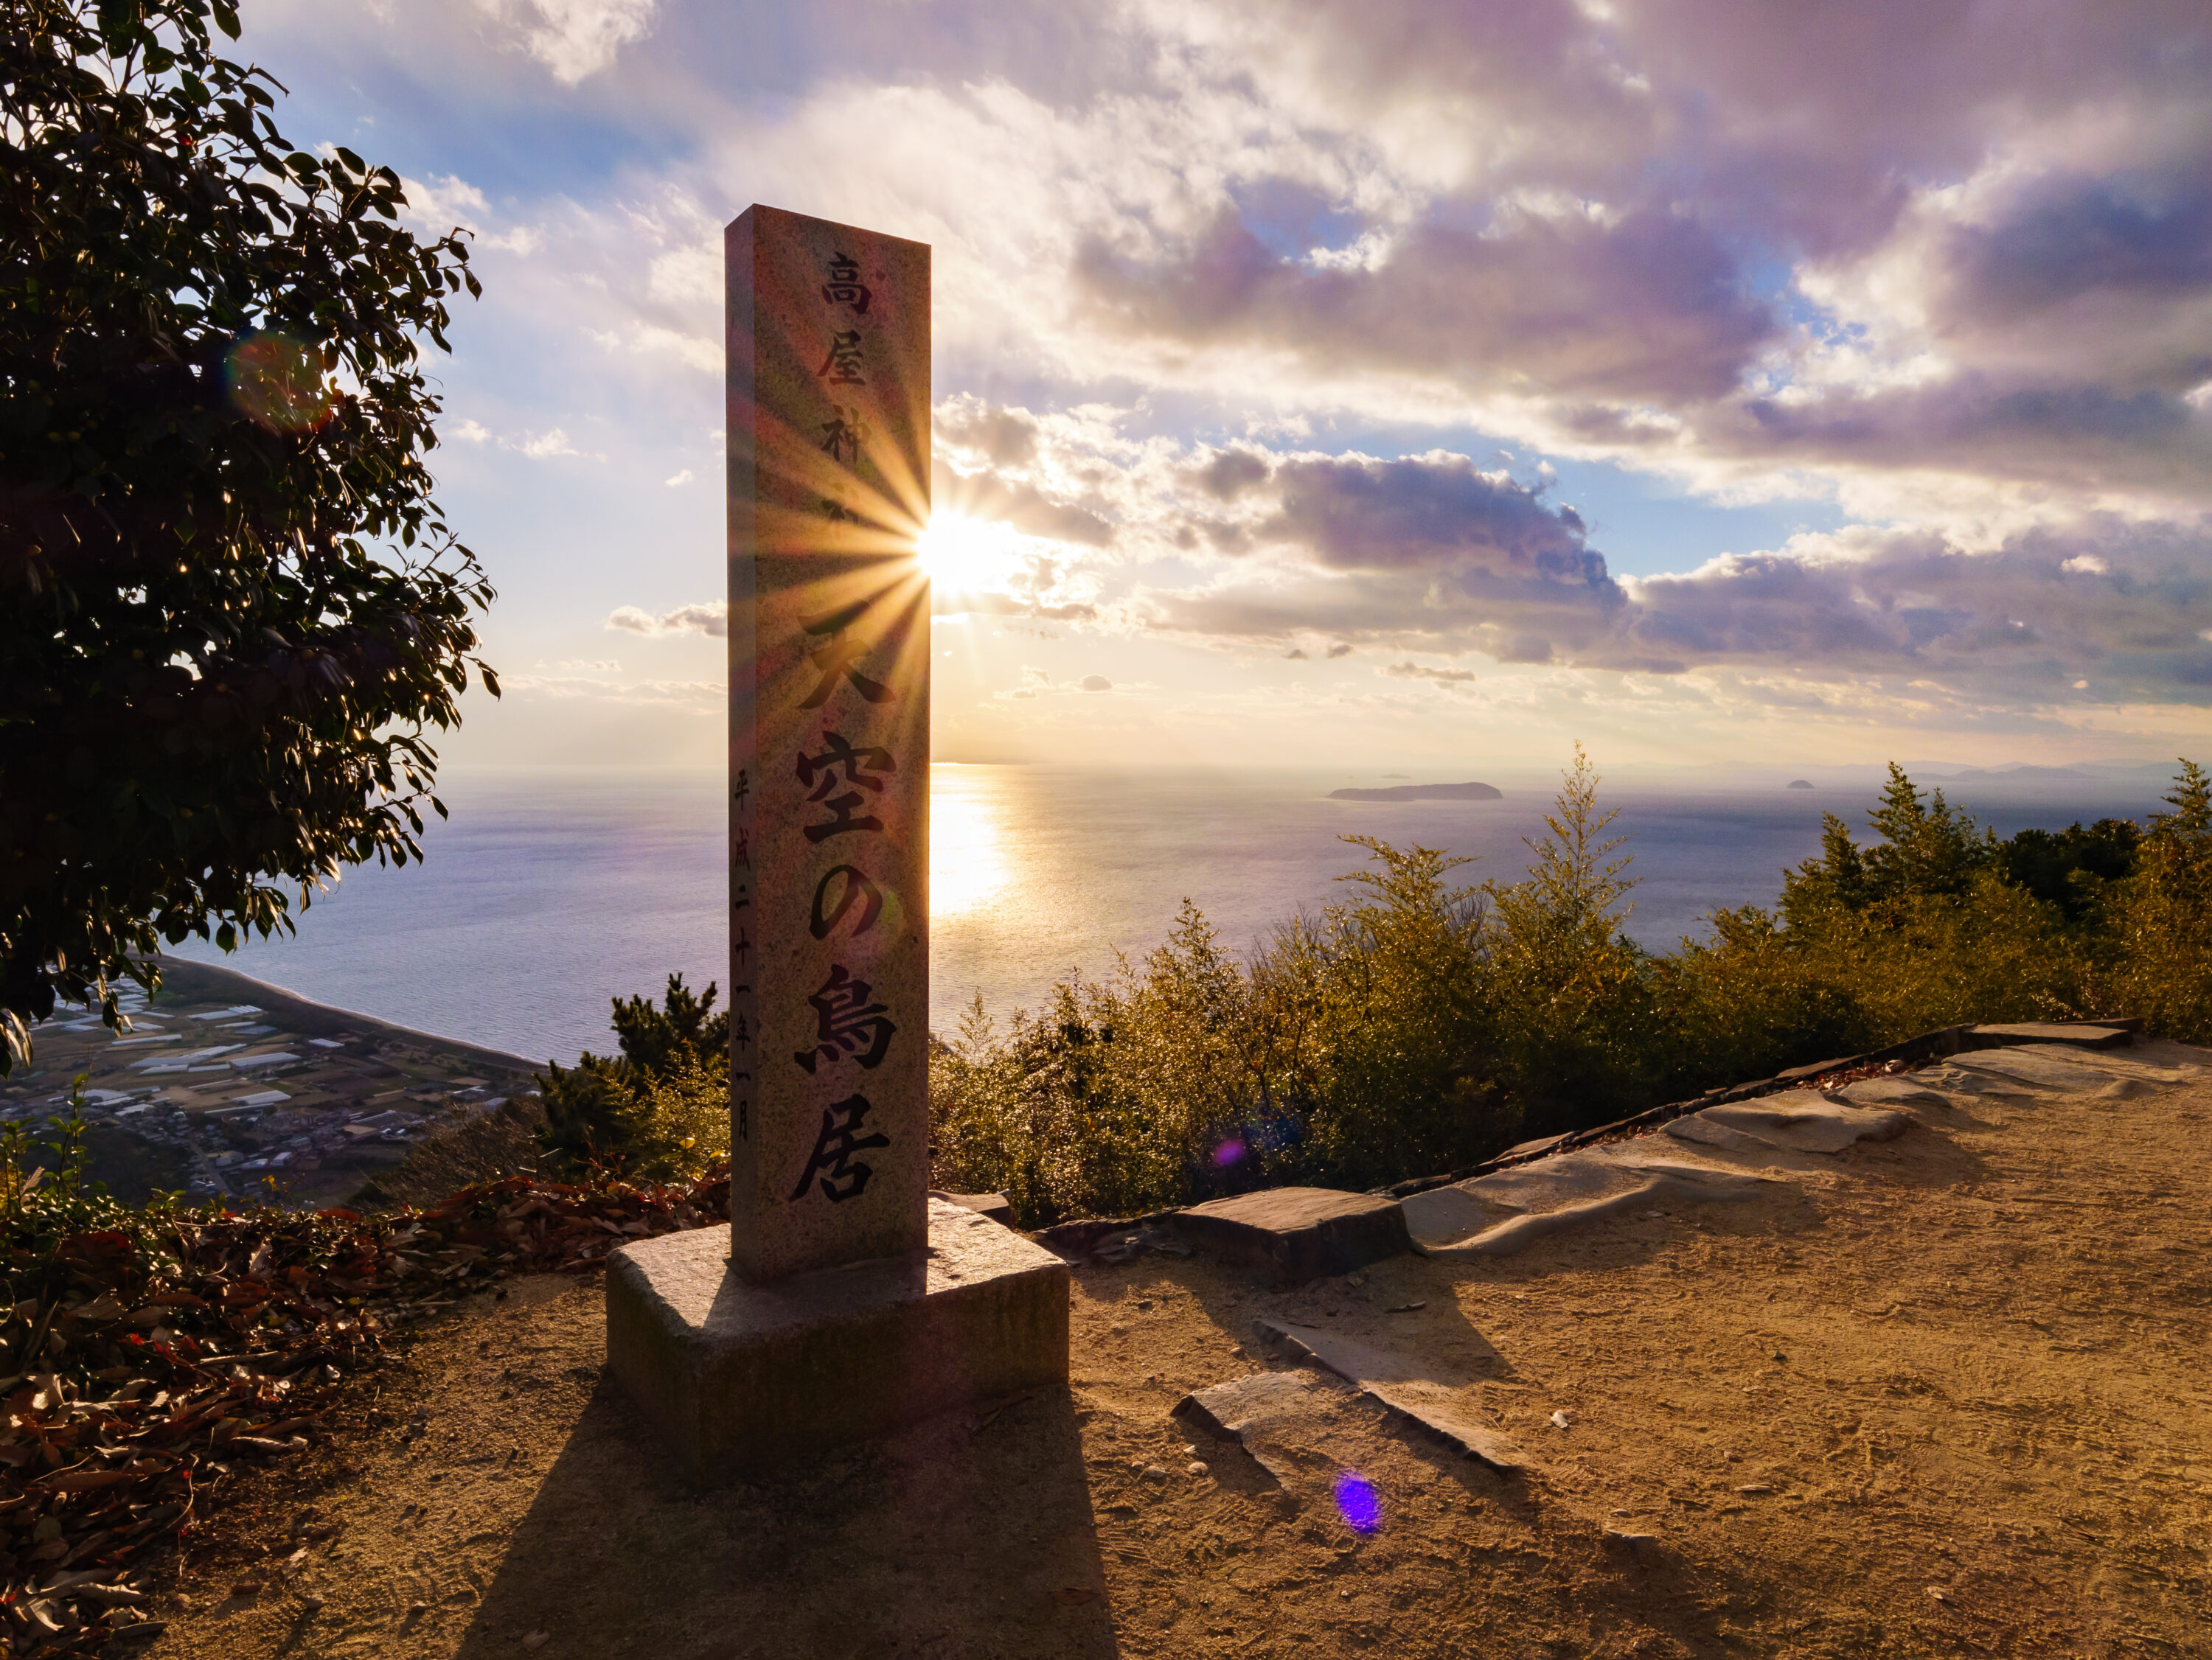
left=0, top=1165, right=728, bottom=1653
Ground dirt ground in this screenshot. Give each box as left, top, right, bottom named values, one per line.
left=139, top=1043, right=2211, bottom=1659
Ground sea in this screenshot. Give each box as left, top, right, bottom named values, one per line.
left=164, top=764, right=2183, bottom=1067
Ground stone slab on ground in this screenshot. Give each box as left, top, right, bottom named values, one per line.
left=1402, top=1147, right=1782, bottom=1260
left=1255, top=1318, right=1524, bottom=1473
left=1946, top=1045, right=2180, bottom=1095
left=605, top=1197, right=1068, bottom=1482
left=1172, top=1187, right=1413, bottom=1283
left=1834, top=1075, right=1958, bottom=1111
left=1173, top=1370, right=1316, bottom=1441
left=2014, top=1043, right=2207, bottom=1085
left=1965, top=1022, right=2132, bottom=1050
left=1170, top=1370, right=1315, bottom=1484
left=1917, top=1061, right=2043, bottom=1098
left=1666, top=1094, right=1911, bottom=1154
left=933, top=1189, right=1016, bottom=1226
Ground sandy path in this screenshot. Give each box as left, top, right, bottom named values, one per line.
left=143, top=1043, right=2212, bottom=1659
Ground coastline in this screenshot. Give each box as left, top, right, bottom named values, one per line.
left=147, top=955, right=543, bottom=1075
left=0, top=955, right=546, bottom=1208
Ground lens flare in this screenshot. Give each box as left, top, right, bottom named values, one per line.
left=1333, top=1471, right=1382, bottom=1535
left=1213, top=1139, right=1245, bottom=1168
left=227, top=332, right=334, bottom=433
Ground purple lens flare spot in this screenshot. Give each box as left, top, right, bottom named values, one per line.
left=1213, top=1139, right=1245, bottom=1168
left=1332, top=1471, right=1381, bottom=1534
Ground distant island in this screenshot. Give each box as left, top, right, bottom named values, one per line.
left=1787, top=778, right=1815, bottom=789
left=1328, top=781, right=1503, bottom=802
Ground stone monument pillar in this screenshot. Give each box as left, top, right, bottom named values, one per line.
left=604, top=206, right=1069, bottom=1483
left=723, top=205, right=932, bottom=1281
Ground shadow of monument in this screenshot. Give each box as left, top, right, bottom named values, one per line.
left=456, top=1375, right=1119, bottom=1660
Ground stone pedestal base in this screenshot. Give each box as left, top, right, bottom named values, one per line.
left=605, top=1198, right=1069, bottom=1482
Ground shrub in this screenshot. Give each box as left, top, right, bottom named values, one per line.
left=1259, top=835, right=1500, bottom=1186
left=1655, top=904, right=1874, bottom=1092
left=1480, top=744, right=1662, bottom=1127
left=929, top=913, right=1276, bottom=1227
left=630, top=753, right=2212, bottom=1224
left=2101, top=761, right=2212, bottom=1042
left=537, top=974, right=728, bottom=1178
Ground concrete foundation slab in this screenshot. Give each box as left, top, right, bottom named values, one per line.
left=1172, top=1187, right=1411, bottom=1284
left=606, top=1198, right=1069, bottom=1482
left=1255, top=1318, right=1524, bottom=1473
left=1673, top=1094, right=1911, bottom=1154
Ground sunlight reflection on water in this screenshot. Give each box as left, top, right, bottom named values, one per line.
left=928, top=765, right=1009, bottom=918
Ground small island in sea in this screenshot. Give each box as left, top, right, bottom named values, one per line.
left=1327, top=780, right=1503, bottom=801
left=1787, top=778, right=1815, bottom=789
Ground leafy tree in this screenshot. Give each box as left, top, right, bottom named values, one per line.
left=1781, top=765, right=1992, bottom=923
left=607, top=972, right=728, bottom=1080
left=1, top=0, right=490, bottom=1070
left=1289, top=836, right=1497, bottom=1181
left=1483, top=743, right=1658, bottom=1118
left=1992, top=818, right=2140, bottom=921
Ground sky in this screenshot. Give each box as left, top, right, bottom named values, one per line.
left=249, top=0, right=2212, bottom=775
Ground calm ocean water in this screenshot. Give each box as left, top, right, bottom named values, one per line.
left=166, top=766, right=2173, bottom=1065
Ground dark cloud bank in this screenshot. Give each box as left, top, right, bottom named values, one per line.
left=1146, top=450, right=2212, bottom=700
left=1073, top=0, right=2212, bottom=500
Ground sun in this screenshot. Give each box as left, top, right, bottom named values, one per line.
left=914, top=512, right=1018, bottom=593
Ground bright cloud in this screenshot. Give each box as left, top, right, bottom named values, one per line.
left=607, top=601, right=726, bottom=638
left=473, top=0, right=658, bottom=83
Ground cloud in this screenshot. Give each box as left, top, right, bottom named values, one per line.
left=1121, top=439, right=2212, bottom=700
left=1267, top=453, right=1606, bottom=582
left=936, top=402, right=1040, bottom=467
left=502, top=427, right=599, bottom=461
left=398, top=172, right=540, bottom=255
left=1197, top=448, right=1272, bottom=501
left=996, top=666, right=1127, bottom=700
left=501, top=673, right=717, bottom=705
left=474, top=0, right=659, bottom=83
left=664, top=469, right=694, bottom=487
left=1604, top=521, right=2212, bottom=694
left=276, top=0, right=2212, bottom=756
left=607, top=601, right=726, bottom=638
left=933, top=457, right=1115, bottom=547
left=1382, top=660, right=1478, bottom=685
left=918, top=400, right=2212, bottom=705
left=1077, top=206, right=1777, bottom=406
left=944, top=593, right=1101, bottom=623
